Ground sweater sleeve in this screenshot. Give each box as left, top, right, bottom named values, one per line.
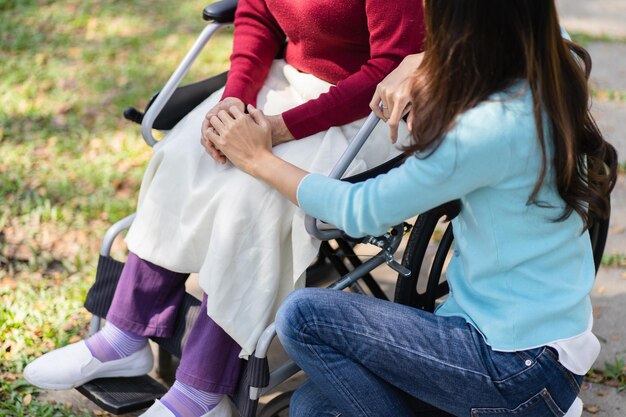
left=221, top=0, right=286, bottom=105
left=282, top=0, right=424, bottom=139
left=296, top=102, right=514, bottom=237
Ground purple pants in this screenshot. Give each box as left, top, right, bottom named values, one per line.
left=106, top=253, right=243, bottom=394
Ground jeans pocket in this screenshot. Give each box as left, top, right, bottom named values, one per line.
left=543, top=347, right=583, bottom=393
left=470, top=388, right=564, bottom=417
left=488, top=347, right=545, bottom=383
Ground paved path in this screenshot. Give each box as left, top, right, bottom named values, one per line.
left=558, top=0, right=626, bottom=37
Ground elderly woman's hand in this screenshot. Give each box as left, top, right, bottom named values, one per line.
left=204, top=104, right=273, bottom=174
left=201, top=97, right=245, bottom=163
left=369, top=53, right=424, bottom=143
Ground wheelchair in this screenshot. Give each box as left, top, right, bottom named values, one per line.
left=76, top=1, right=612, bottom=416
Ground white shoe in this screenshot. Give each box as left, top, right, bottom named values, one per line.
left=139, top=397, right=238, bottom=417
left=23, top=341, right=153, bottom=390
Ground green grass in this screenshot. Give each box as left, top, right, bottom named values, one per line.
left=591, top=88, right=626, bottom=103
left=570, top=31, right=626, bottom=46
left=601, top=253, right=626, bottom=268
left=566, top=32, right=626, bottom=103
left=587, top=357, right=626, bottom=392
left=0, top=276, right=94, bottom=416
left=604, top=357, right=626, bottom=391
left=1, top=0, right=231, bottom=414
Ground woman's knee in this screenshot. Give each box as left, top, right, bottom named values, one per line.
left=276, top=288, right=358, bottom=340
left=276, top=288, right=340, bottom=344
left=276, top=288, right=318, bottom=341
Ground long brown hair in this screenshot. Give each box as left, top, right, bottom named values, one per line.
left=408, top=0, right=617, bottom=229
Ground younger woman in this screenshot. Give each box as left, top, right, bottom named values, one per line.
left=204, top=0, right=617, bottom=415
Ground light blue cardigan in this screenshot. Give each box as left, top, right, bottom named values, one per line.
left=296, top=83, right=594, bottom=351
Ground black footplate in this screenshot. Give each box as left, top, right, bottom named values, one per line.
left=76, top=375, right=168, bottom=414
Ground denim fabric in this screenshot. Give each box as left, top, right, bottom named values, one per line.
left=106, top=253, right=243, bottom=394
left=276, top=288, right=582, bottom=417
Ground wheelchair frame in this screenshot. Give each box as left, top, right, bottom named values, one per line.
left=78, top=1, right=612, bottom=415
left=80, top=1, right=414, bottom=415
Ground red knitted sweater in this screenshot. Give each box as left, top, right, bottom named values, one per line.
left=222, top=0, right=424, bottom=139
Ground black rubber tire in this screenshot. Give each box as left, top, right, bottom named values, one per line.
left=395, top=201, right=610, bottom=311
left=394, top=207, right=454, bottom=311
left=258, top=391, right=293, bottom=417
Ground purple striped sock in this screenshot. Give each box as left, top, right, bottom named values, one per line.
left=85, top=323, right=147, bottom=362
left=161, top=381, right=222, bottom=417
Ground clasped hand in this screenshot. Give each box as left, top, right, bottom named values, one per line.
left=200, top=104, right=272, bottom=175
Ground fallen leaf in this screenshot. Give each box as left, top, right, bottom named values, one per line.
left=587, top=374, right=604, bottom=383
left=593, top=306, right=603, bottom=318
left=610, top=335, right=620, bottom=341
left=609, top=225, right=625, bottom=234
left=597, top=391, right=610, bottom=397
left=0, top=277, right=17, bottom=289
left=582, top=382, right=594, bottom=390
left=68, top=335, right=81, bottom=343
left=23, top=393, right=32, bottom=406
left=584, top=405, right=600, bottom=414
left=604, top=379, right=621, bottom=387
left=598, top=286, right=606, bottom=295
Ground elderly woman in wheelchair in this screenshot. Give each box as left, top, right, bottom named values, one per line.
left=205, top=1, right=618, bottom=416
left=24, top=0, right=424, bottom=416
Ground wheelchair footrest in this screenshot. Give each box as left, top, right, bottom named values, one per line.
left=76, top=375, right=168, bottom=415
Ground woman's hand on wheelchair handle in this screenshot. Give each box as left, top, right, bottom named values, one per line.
left=369, top=53, right=424, bottom=143
left=201, top=97, right=245, bottom=163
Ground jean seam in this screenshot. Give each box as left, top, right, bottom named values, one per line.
left=492, top=348, right=547, bottom=384
left=297, top=327, right=373, bottom=417
left=310, top=319, right=491, bottom=380
left=543, top=348, right=581, bottom=393
left=471, top=387, right=563, bottom=416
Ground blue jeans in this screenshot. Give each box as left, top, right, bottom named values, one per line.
left=275, top=289, right=582, bottom=417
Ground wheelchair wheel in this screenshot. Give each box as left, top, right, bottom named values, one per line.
left=395, top=200, right=610, bottom=312
left=394, top=202, right=460, bottom=312
left=258, top=391, right=293, bottom=417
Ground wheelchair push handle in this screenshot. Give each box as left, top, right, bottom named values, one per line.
left=203, top=0, right=238, bottom=23
left=304, top=112, right=382, bottom=241
left=139, top=1, right=238, bottom=147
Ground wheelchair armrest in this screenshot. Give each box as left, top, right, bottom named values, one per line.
left=203, top=0, right=238, bottom=23
left=139, top=72, right=229, bottom=130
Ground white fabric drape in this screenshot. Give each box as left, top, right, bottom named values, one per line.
left=125, top=60, right=408, bottom=356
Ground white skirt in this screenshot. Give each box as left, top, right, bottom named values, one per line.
left=125, top=60, right=408, bottom=356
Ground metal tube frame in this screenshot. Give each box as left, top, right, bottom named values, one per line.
left=90, top=21, right=228, bottom=334
left=89, top=213, right=137, bottom=336
left=91, top=21, right=404, bottom=407
left=249, top=224, right=405, bottom=401
left=141, top=22, right=228, bottom=147
left=304, top=112, right=381, bottom=240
